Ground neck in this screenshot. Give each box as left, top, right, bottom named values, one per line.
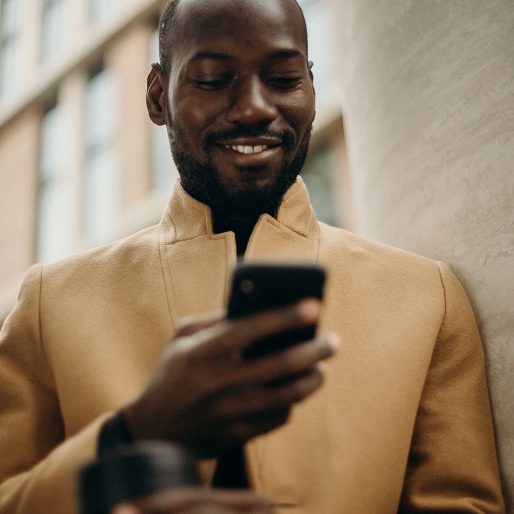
left=212, top=209, right=264, bottom=256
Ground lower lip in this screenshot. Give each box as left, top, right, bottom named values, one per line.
left=216, top=145, right=282, bottom=167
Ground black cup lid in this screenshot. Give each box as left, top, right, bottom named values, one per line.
left=78, top=442, right=200, bottom=514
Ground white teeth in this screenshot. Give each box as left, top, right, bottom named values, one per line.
left=227, top=144, right=269, bottom=154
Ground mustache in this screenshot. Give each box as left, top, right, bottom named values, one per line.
left=202, top=127, right=296, bottom=150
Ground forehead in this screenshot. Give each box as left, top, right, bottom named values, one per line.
left=172, top=0, right=307, bottom=62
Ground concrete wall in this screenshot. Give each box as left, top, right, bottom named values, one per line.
left=329, top=0, right=514, bottom=508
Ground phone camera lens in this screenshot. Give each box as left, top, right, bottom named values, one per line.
left=240, top=279, right=254, bottom=294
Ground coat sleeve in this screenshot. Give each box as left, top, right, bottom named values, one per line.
left=398, top=262, right=505, bottom=513
left=0, top=265, right=112, bottom=513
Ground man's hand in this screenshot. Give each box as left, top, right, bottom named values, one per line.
left=123, top=299, right=339, bottom=457
left=112, top=488, right=275, bottom=514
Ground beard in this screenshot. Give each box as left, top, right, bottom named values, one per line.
left=168, top=119, right=313, bottom=220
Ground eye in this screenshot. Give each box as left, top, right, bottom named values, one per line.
left=268, top=76, right=303, bottom=89
left=192, top=77, right=230, bottom=90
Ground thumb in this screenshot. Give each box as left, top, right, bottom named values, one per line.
left=175, top=310, right=226, bottom=337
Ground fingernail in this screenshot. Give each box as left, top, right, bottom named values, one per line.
left=327, top=333, right=342, bottom=351
left=297, top=298, right=320, bottom=321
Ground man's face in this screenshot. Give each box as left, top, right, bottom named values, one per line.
left=166, top=0, right=315, bottom=219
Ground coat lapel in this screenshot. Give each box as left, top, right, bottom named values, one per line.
left=158, top=182, right=238, bottom=325
left=245, top=178, right=320, bottom=263
left=161, top=236, right=236, bottom=324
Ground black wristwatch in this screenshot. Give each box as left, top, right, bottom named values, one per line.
left=97, top=411, right=133, bottom=456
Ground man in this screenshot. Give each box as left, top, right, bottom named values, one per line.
left=0, top=0, right=505, bottom=513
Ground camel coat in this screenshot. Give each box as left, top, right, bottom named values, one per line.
left=0, top=179, right=505, bottom=513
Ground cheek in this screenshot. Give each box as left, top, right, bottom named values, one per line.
left=276, top=88, right=315, bottom=128
left=172, top=94, right=226, bottom=138
left=171, top=104, right=202, bottom=142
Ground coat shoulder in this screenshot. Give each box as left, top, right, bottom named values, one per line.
left=319, top=223, right=439, bottom=272
left=39, top=224, right=162, bottom=294
left=317, top=223, right=450, bottom=318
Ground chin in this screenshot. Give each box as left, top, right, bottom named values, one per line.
left=229, top=172, right=278, bottom=191
left=172, top=135, right=310, bottom=218
left=214, top=171, right=296, bottom=218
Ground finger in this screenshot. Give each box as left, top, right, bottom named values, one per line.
left=175, top=310, right=226, bottom=337
left=210, top=367, right=324, bottom=422
left=195, top=299, right=321, bottom=358
left=115, top=488, right=274, bottom=514
left=202, top=490, right=273, bottom=508
left=222, top=333, right=340, bottom=389
left=170, top=489, right=273, bottom=509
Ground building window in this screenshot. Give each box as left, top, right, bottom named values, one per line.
left=0, top=0, right=18, bottom=98
left=37, top=99, right=71, bottom=263
left=150, top=28, right=179, bottom=192
left=82, top=64, right=119, bottom=240
left=40, top=0, right=65, bottom=63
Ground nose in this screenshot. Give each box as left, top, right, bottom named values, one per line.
left=225, top=76, right=278, bottom=126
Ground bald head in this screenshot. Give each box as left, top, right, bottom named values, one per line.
left=158, top=0, right=308, bottom=77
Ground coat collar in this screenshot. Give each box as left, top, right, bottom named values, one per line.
left=157, top=177, right=321, bottom=326
left=159, top=177, right=320, bottom=245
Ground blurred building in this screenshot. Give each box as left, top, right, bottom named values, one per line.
left=0, top=0, right=351, bottom=324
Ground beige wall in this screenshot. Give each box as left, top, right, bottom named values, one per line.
left=330, top=0, right=514, bottom=507
left=0, top=108, right=40, bottom=319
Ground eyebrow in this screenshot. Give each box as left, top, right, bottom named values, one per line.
left=269, top=49, right=304, bottom=60
left=189, top=51, right=232, bottom=63
left=188, top=48, right=305, bottom=64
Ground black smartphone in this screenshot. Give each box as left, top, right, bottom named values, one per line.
left=227, top=262, right=326, bottom=359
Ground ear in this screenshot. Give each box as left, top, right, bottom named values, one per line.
left=308, top=60, right=316, bottom=97
left=308, top=60, right=314, bottom=83
left=146, top=63, right=168, bottom=126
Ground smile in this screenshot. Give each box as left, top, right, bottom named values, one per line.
left=223, top=144, right=269, bottom=155
left=214, top=140, right=283, bottom=169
